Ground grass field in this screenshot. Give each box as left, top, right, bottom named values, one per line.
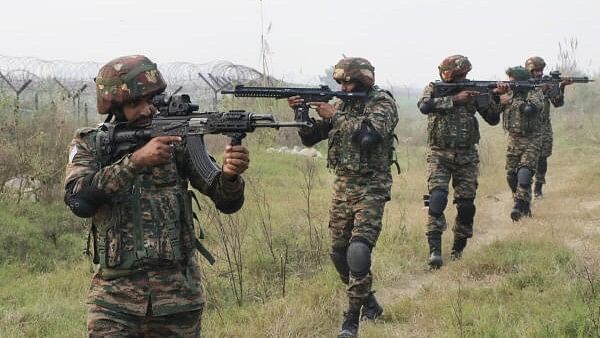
left=1, top=107, right=599, bottom=337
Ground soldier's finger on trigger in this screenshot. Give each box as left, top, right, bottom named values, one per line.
left=155, top=136, right=179, bottom=144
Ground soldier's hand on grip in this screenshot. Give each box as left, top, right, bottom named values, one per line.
left=499, top=93, right=513, bottom=105
left=453, top=90, right=479, bottom=104
left=309, top=102, right=335, bottom=119
left=493, top=82, right=511, bottom=95
left=560, top=78, right=574, bottom=88
left=222, top=145, right=250, bottom=180
left=130, top=136, right=182, bottom=168
left=287, top=95, right=304, bottom=108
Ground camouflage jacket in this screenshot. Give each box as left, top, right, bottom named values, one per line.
left=418, top=81, right=502, bottom=150
left=540, top=85, right=565, bottom=129
left=298, top=85, right=399, bottom=176
left=501, top=88, right=545, bottom=136
left=64, top=125, right=245, bottom=316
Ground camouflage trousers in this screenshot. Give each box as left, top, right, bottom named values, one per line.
left=426, top=148, right=479, bottom=238
left=88, top=303, right=202, bottom=338
left=506, top=133, right=541, bottom=203
left=536, top=122, right=553, bottom=184
left=538, top=122, right=553, bottom=158
left=329, top=172, right=391, bottom=305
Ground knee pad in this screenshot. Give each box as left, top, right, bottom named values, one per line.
left=506, top=171, right=517, bottom=193
left=538, top=157, right=548, bottom=175
left=517, top=167, right=533, bottom=188
left=455, top=198, right=475, bottom=225
left=346, top=240, right=371, bottom=278
left=330, top=247, right=349, bottom=283
left=428, top=188, right=448, bottom=218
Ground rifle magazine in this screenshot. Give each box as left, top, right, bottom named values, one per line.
left=187, top=135, right=221, bottom=186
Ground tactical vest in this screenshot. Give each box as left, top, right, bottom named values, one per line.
left=327, top=87, right=397, bottom=175
left=502, top=93, right=542, bottom=136
left=427, top=102, right=479, bottom=149
left=83, top=126, right=204, bottom=275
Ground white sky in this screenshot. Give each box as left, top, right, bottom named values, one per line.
left=1, top=0, right=599, bottom=87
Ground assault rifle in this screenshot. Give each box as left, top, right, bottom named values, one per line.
left=536, top=70, right=594, bottom=98
left=221, top=85, right=367, bottom=126
left=431, top=80, right=544, bottom=107
left=98, top=94, right=308, bottom=185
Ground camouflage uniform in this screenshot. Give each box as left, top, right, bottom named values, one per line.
left=300, top=84, right=398, bottom=308
left=525, top=56, right=565, bottom=191
left=418, top=55, right=502, bottom=266
left=420, top=81, right=502, bottom=236
left=500, top=67, right=545, bottom=207
left=536, top=90, right=564, bottom=182
left=64, top=55, right=245, bottom=337
left=88, top=304, right=202, bottom=338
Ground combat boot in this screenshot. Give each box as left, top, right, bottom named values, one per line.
left=521, top=201, right=532, bottom=217
left=534, top=182, right=543, bottom=199
left=361, top=292, right=383, bottom=321
left=338, top=304, right=361, bottom=338
left=510, top=200, right=525, bottom=221
left=450, top=237, right=467, bottom=261
left=427, top=232, right=443, bottom=269
left=510, top=205, right=522, bottom=222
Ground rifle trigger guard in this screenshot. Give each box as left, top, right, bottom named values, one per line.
left=294, top=105, right=311, bottom=124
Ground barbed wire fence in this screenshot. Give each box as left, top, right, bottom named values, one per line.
left=0, top=55, right=280, bottom=202
left=0, top=55, right=273, bottom=124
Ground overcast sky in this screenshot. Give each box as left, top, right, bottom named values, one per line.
left=1, top=0, right=598, bottom=87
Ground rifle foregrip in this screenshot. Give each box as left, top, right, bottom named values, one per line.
left=187, top=135, right=221, bottom=186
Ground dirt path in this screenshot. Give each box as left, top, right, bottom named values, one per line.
left=363, top=159, right=600, bottom=337
left=367, top=176, right=600, bottom=337
left=379, top=189, right=516, bottom=300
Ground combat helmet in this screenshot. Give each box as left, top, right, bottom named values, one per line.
left=438, top=55, right=472, bottom=82
left=332, top=57, right=375, bottom=87
left=525, top=56, right=546, bottom=71
left=505, top=66, right=531, bottom=81
left=95, top=55, right=167, bottom=115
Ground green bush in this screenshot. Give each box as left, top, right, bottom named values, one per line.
left=0, top=201, right=85, bottom=272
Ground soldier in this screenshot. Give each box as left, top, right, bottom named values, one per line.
left=417, top=55, right=506, bottom=269
left=288, top=57, right=398, bottom=338
left=525, top=56, right=573, bottom=198
left=498, top=66, right=545, bottom=221
left=64, top=55, right=249, bottom=337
